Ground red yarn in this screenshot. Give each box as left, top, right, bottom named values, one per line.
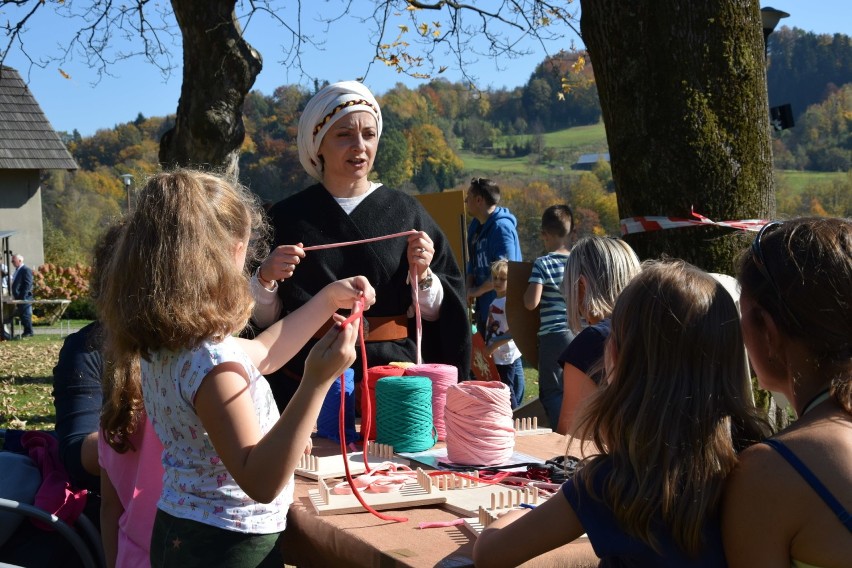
left=361, top=366, right=406, bottom=441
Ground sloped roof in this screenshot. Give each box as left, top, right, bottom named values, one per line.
left=0, top=66, right=78, bottom=170
left=575, top=152, right=610, bottom=165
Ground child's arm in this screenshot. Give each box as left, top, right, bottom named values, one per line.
left=197, top=320, right=359, bottom=504
left=473, top=489, right=585, bottom=568
left=556, top=363, right=599, bottom=436
left=524, top=282, right=543, bottom=310
left=100, top=467, right=122, bottom=568
left=486, top=333, right=515, bottom=356
left=468, top=278, right=495, bottom=302
left=237, top=276, right=374, bottom=375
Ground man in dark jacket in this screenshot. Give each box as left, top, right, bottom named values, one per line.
left=11, top=254, right=34, bottom=337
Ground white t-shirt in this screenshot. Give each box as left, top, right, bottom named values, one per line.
left=485, top=296, right=522, bottom=365
left=141, top=336, right=290, bottom=534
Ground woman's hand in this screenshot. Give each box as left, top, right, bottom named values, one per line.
left=407, top=231, right=435, bottom=281
left=259, top=243, right=305, bottom=283
left=325, top=276, right=376, bottom=312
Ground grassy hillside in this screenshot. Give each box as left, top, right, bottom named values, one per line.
left=462, top=121, right=609, bottom=178
left=776, top=169, right=849, bottom=193
left=496, top=122, right=608, bottom=149
left=460, top=124, right=847, bottom=196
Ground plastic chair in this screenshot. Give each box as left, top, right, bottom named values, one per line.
left=0, top=497, right=104, bottom=568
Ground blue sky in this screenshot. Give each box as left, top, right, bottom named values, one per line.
left=3, top=1, right=849, bottom=136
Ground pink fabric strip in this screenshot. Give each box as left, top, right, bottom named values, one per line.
left=314, top=228, right=428, bottom=523
left=418, top=519, right=466, bottom=529
left=302, top=229, right=419, bottom=251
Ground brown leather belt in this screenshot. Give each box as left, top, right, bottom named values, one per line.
left=312, top=314, right=408, bottom=342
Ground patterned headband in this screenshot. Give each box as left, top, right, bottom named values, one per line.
left=312, top=99, right=379, bottom=136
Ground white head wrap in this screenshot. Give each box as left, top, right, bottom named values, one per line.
left=297, top=81, right=383, bottom=181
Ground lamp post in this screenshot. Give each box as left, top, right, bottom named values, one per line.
left=760, top=6, right=790, bottom=58
left=760, top=7, right=794, bottom=132
left=120, top=174, right=134, bottom=211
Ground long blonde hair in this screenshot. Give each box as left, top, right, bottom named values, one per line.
left=575, top=260, right=768, bottom=555
left=98, top=170, right=268, bottom=450
left=561, top=236, right=641, bottom=333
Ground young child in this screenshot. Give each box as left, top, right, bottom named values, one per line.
left=556, top=236, right=641, bottom=436
left=97, top=170, right=375, bottom=568
left=85, top=219, right=164, bottom=568
left=523, top=204, right=574, bottom=425
left=474, top=260, right=768, bottom=567
left=485, top=259, right=524, bottom=409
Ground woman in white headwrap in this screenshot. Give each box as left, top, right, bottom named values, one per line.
left=250, top=81, right=471, bottom=410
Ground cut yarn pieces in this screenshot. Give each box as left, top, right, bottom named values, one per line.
left=444, top=381, right=515, bottom=467
left=404, top=364, right=458, bottom=441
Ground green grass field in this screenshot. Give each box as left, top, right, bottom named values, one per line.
left=776, top=169, right=849, bottom=193
left=496, top=122, right=608, bottom=149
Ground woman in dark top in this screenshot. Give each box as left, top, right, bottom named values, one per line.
left=723, top=217, right=852, bottom=567
left=555, top=237, right=640, bottom=436
left=250, top=81, right=471, bottom=410
left=52, top=321, right=103, bottom=494
left=474, top=260, right=768, bottom=568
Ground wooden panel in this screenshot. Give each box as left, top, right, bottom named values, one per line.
left=507, top=261, right=539, bottom=368
left=415, top=190, right=467, bottom=271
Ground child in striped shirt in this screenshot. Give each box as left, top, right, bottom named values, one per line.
left=523, top=205, right=575, bottom=427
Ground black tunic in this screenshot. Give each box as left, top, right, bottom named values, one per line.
left=262, top=183, right=472, bottom=410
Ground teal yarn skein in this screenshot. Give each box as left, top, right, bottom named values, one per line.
left=375, top=375, right=436, bottom=452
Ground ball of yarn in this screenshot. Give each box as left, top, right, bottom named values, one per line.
left=375, top=375, right=436, bottom=452
left=316, top=368, right=357, bottom=443
left=361, top=365, right=406, bottom=441
left=444, top=381, right=515, bottom=466
left=404, top=363, right=458, bottom=441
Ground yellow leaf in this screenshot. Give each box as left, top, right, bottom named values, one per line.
left=418, top=23, right=429, bottom=36
left=399, top=25, right=409, bottom=33
left=557, top=92, right=565, bottom=101
left=58, top=68, right=71, bottom=79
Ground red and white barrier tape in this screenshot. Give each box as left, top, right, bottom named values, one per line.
left=620, top=209, right=769, bottom=236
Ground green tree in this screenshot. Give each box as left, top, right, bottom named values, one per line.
left=373, top=129, right=413, bottom=188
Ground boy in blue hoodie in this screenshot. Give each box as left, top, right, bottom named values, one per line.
left=465, top=178, right=522, bottom=337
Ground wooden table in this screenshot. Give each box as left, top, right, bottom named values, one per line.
left=280, top=432, right=599, bottom=568
left=2, top=298, right=70, bottom=337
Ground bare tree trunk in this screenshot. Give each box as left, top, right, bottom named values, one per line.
left=580, top=0, right=775, bottom=273
left=159, top=0, right=262, bottom=177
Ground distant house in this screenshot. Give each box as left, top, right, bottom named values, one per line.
left=572, top=152, right=610, bottom=171
left=0, top=66, right=78, bottom=267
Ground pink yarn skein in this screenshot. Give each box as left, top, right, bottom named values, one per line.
left=444, top=381, right=515, bottom=466
left=404, top=363, right=458, bottom=441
